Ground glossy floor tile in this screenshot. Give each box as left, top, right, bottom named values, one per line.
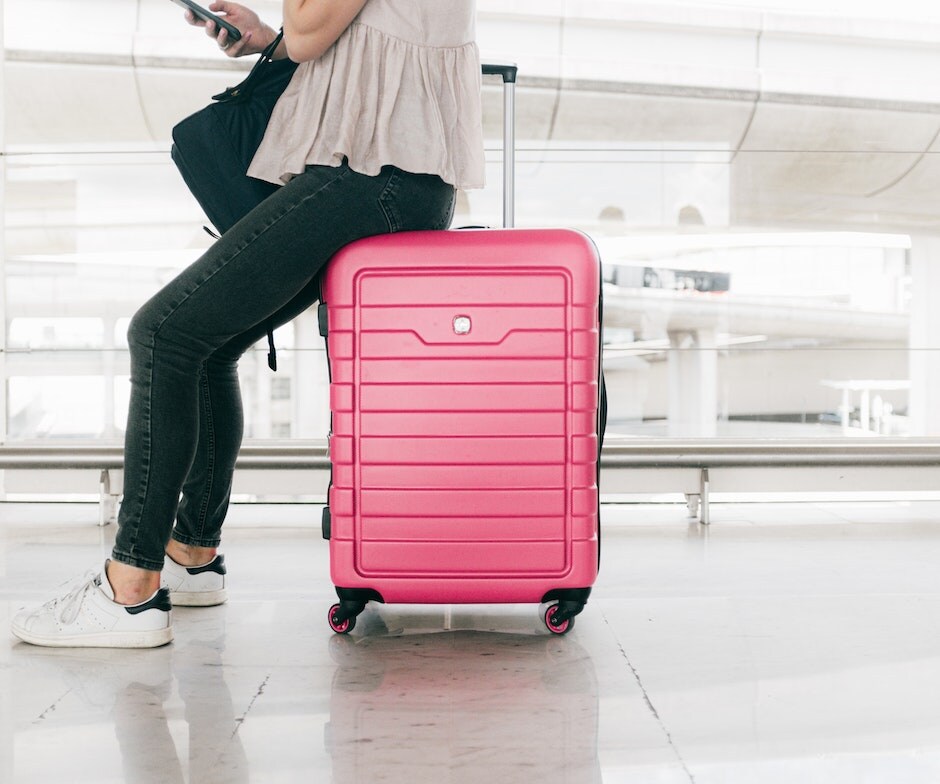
left=3, top=501, right=940, bottom=783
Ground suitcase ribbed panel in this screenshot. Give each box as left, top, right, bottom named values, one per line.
left=324, top=229, right=599, bottom=599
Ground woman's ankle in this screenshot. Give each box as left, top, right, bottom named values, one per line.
left=166, top=539, right=218, bottom=568
left=106, top=559, right=161, bottom=606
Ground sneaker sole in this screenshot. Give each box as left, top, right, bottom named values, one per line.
left=11, top=625, right=173, bottom=649
left=169, top=589, right=227, bottom=607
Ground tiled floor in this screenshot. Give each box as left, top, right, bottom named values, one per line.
left=3, top=500, right=940, bottom=783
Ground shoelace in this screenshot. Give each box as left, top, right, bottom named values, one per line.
left=44, top=570, right=99, bottom=626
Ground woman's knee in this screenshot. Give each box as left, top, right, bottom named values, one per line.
left=126, top=304, right=159, bottom=353
left=127, top=295, right=206, bottom=362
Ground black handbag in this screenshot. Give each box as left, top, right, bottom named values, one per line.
left=171, top=30, right=298, bottom=235
left=171, top=30, right=298, bottom=370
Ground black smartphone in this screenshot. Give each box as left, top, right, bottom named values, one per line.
left=170, top=0, right=242, bottom=42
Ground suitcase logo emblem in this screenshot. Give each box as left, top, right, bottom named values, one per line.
left=453, top=315, right=472, bottom=335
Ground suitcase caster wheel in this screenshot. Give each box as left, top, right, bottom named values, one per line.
left=544, top=604, right=575, bottom=635
left=328, top=603, right=357, bottom=634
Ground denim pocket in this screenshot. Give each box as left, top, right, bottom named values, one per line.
left=379, top=169, right=456, bottom=233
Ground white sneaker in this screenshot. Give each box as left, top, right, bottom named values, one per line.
left=161, top=554, right=227, bottom=607
left=11, top=563, right=173, bottom=649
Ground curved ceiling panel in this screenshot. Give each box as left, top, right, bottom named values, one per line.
left=6, top=0, right=940, bottom=231
left=732, top=102, right=940, bottom=229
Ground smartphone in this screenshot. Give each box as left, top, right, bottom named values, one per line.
left=170, top=0, right=242, bottom=42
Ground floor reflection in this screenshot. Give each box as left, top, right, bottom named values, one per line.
left=9, top=503, right=940, bottom=782
left=10, top=610, right=248, bottom=783
left=325, top=610, right=603, bottom=784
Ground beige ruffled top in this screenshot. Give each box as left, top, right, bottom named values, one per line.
left=248, top=0, right=485, bottom=190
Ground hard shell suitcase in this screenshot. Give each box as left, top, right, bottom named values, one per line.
left=318, top=64, right=604, bottom=635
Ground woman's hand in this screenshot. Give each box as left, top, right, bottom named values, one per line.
left=282, top=0, right=368, bottom=62
left=183, top=2, right=280, bottom=58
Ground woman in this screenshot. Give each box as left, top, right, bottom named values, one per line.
left=12, top=0, right=484, bottom=647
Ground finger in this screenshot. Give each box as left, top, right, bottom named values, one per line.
left=204, top=19, right=218, bottom=39
left=227, top=31, right=252, bottom=56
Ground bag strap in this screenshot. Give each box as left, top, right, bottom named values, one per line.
left=206, top=29, right=286, bottom=370
left=259, top=28, right=285, bottom=62
left=212, top=28, right=287, bottom=103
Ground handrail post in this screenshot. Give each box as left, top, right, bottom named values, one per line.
left=700, top=467, right=710, bottom=525
left=98, top=469, right=118, bottom=527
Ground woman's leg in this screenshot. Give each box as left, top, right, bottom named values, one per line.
left=168, top=276, right=319, bottom=565
left=111, top=163, right=455, bottom=599
left=171, top=357, right=243, bottom=559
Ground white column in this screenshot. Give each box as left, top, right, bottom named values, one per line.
left=908, top=237, right=940, bottom=435
left=1, top=5, right=13, bottom=781
left=252, top=347, right=272, bottom=437
left=292, top=308, right=330, bottom=438
left=667, top=328, right=717, bottom=437
left=0, top=0, right=6, bottom=448
left=102, top=315, right=117, bottom=438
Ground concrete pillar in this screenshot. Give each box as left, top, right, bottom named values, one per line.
left=667, top=328, right=717, bottom=437
left=908, top=237, right=940, bottom=435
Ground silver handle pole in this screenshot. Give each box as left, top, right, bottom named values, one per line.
left=503, top=80, right=515, bottom=228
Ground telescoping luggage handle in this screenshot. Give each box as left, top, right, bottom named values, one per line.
left=482, top=61, right=518, bottom=228
left=484, top=61, right=604, bottom=571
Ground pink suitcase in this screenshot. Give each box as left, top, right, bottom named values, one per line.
left=318, top=64, right=604, bottom=635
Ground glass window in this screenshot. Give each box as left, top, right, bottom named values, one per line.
left=9, top=318, right=104, bottom=350
left=9, top=377, right=107, bottom=439
left=4, top=0, right=940, bottom=443
left=271, top=378, right=292, bottom=402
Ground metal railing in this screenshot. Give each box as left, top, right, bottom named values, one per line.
left=2, top=438, right=940, bottom=526
left=601, top=438, right=940, bottom=467
left=602, top=438, right=940, bottom=523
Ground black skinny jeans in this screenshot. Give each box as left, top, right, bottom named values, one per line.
left=113, top=162, right=456, bottom=571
